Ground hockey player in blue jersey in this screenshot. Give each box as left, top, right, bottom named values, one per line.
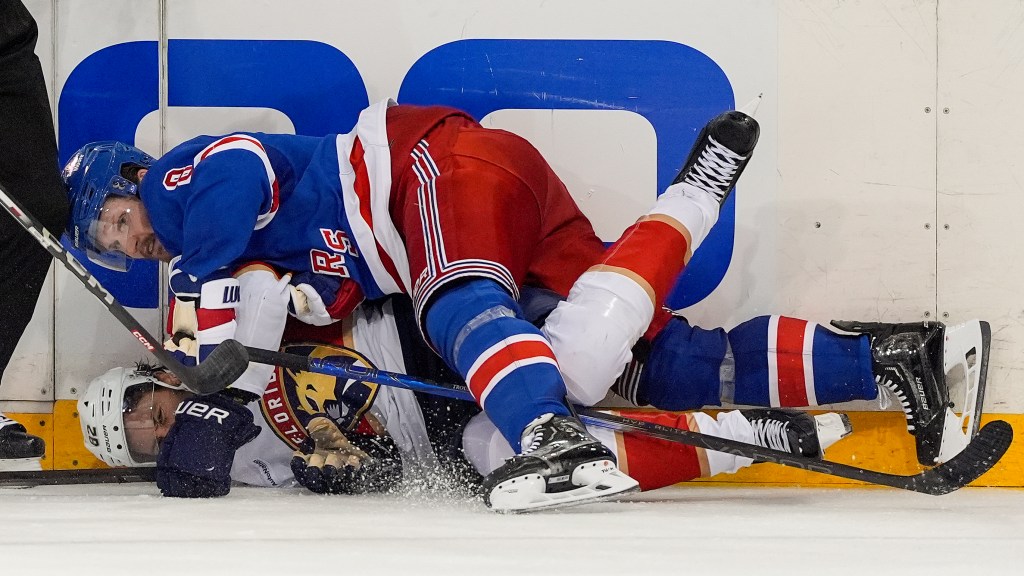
left=64, top=99, right=985, bottom=511
left=75, top=286, right=986, bottom=502
left=64, top=99, right=764, bottom=511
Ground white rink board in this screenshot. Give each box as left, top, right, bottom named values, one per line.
left=936, top=3, right=1024, bottom=413
left=6, top=1, right=1024, bottom=413
left=1, top=484, right=1022, bottom=576
left=53, top=0, right=164, bottom=403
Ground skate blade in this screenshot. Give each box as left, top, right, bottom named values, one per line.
left=814, top=412, right=853, bottom=452
left=487, top=466, right=640, bottom=514
left=738, top=93, right=764, bottom=117
left=935, top=320, right=991, bottom=464
left=0, top=457, right=43, bottom=473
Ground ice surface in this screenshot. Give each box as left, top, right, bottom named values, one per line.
left=1, top=484, right=1022, bottom=575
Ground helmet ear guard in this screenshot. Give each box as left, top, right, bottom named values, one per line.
left=62, top=141, right=155, bottom=271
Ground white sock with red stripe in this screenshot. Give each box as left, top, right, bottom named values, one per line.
left=544, top=271, right=653, bottom=406
left=595, top=409, right=755, bottom=492
left=545, top=192, right=705, bottom=406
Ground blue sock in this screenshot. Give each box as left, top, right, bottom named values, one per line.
left=631, top=315, right=876, bottom=410
left=729, top=315, right=877, bottom=406
left=424, top=279, right=569, bottom=451
left=637, top=316, right=726, bottom=410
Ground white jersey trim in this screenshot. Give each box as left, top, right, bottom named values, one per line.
left=335, top=99, right=412, bottom=296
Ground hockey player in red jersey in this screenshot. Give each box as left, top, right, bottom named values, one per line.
left=63, top=96, right=765, bottom=511
left=65, top=98, right=986, bottom=511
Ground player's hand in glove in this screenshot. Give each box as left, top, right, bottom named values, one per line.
left=287, top=272, right=364, bottom=326
left=291, top=416, right=402, bottom=494
left=164, top=256, right=241, bottom=367
left=156, top=390, right=261, bottom=498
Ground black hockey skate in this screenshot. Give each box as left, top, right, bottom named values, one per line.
left=743, top=409, right=852, bottom=459
left=670, top=101, right=761, bottom=206
left=831, top=320, right=956, bottom=466
left=0, top=416, right=45, bottom=472
left=482, top=414, right=639, bottom=513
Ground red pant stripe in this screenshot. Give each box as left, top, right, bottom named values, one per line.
left=774, top=316, right=810, bottom=406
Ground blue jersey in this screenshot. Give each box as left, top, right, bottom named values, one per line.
left=141, top=101, right=414, bottom=301
left=140, top=131, right=376, bottom=290
left=141, top=100, right=607, bottom=454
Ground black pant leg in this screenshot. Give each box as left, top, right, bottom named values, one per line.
left=0, top=1, right=69, bottom=379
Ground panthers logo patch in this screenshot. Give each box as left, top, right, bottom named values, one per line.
left=260, top=343, right=380, bottom=450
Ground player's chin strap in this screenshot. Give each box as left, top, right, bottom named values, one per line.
left=0, top=183, right=247, bottom=395
left=236, top=343, right=1012, bottom=496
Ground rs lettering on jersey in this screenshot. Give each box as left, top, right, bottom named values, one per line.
left=309, top=228, right=356, bottom=277
left=310, top=249, right=350, bottom=277
left=163, top=165, right=194, bottom=190
left=320, top=229, right=358, bottom=257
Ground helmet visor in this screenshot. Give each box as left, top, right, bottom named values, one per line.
left=84, top=185, right=143, bottom=272
left=121, top=382, right=160, bottom=463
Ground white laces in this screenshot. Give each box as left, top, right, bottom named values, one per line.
left=682, top=135, right=747, bottom=201
left=520, top=413, right=555, bottom=455
left=750, top=418, right=791, bottom=452
left=522, top=431, right=544, bottom=454
left=876, top=369, right=915, bottom=430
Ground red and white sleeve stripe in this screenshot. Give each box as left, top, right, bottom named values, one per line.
left=194, top=134, right=280, bottom=230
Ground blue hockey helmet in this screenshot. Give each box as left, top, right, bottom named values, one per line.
left=62, top=141, right=155, bottom=271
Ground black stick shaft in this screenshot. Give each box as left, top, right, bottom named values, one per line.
left=0, top=467, right=156, bottom=486
left=243, top=344, right=1012, bottom=495
left=0, top=183, right=246, bottom=394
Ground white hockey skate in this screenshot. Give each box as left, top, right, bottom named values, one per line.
left=482, top=414, right=639, bottom=513
left=830, top=319, right=990, bottom=465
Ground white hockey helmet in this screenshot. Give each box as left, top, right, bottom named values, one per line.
left=78, top=366, right=166, bottom=467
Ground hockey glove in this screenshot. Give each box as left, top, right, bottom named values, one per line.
left=290, top=416, right=402, bottom=494
left=164, top=256, right=240, bottom=367
left=156, top=391, right=261, bottom=498
left=287, top=272, right=364, bottom=326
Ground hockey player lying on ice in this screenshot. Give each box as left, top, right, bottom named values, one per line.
left=78, top=291, right=986, bottom=507
left=65, top=98, right=987, bottom=511
left=80, top=298, right=857, bottom=500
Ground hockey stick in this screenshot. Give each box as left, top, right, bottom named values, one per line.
left=0, top=467, right=156, bottom=487
left=574, top=408, right=1010, bottom=495
left=242, top=344, right=1013, bottom=496
left=0, top=183, right=247, bottom=395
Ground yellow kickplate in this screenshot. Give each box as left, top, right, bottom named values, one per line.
left=51, top=400, right=107, bottom=470
left=7, top=412, right=54, bottom=470
left=37, top=404, right=1024, bottom=486
left=692, top=412, right=1024, bottom=487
